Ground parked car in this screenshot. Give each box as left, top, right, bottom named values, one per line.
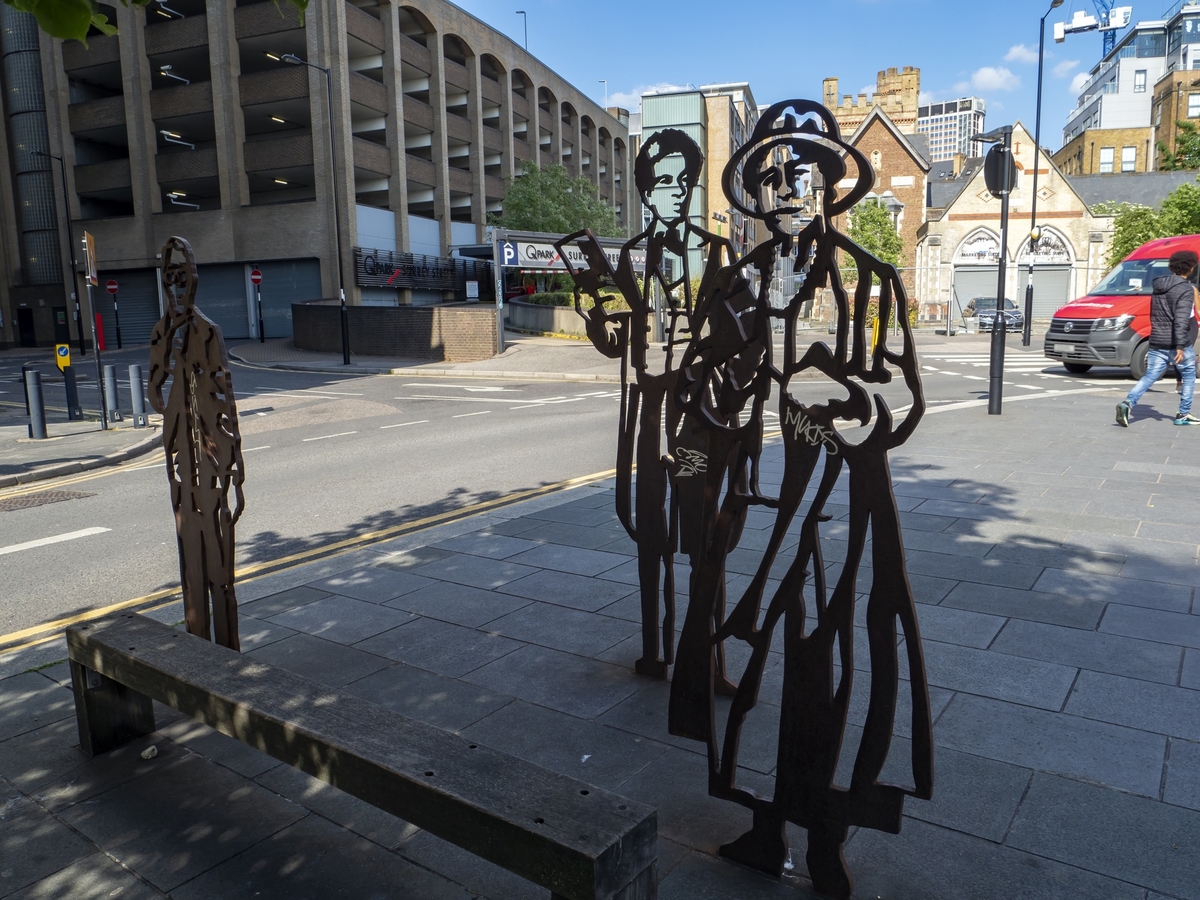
left=1043, top=234, right=1200, bottom=378
left=966, top=297, right=1023, bottom=333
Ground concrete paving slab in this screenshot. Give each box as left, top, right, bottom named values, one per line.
left=305, top=567, right=436, bottom=604
left=1034, top=567, right=1192, bottom=613
left=397, top=829, right=542, bottom=900
left=407, top=552, right=541, bottom=590
left=265, top=594, right=416, bottom=644
left=903, top=747, right=1031, bottom=842
left=1164, top=738, right=1200, bottom=812
left=499, top=568, right=637, bottom=610
left=235, top=585, right=333, bottom=620
left=1065, top=670, right=1200, bottom=740
left=1183, top=649, right=1200, bottom=689
left=429, top=532, right=545, bottom=559
left=343, top=662, right=512, bottom=732
left=247, top=632, right=392, bottom=687
left=909, top=604, right=1006, bottom=649
left=463, top=644, right=639, bottom=719
left=59, top=752, right=306, bottom=893
left=658, top=849, right=820, bottom=899
left=482, top=601, right=637, bottom=657
left=1101, top=604, right=1200, bottom=649
left=381, top=580, right=532, bottom=627
left=4, top=852, right=168, bottom=900
left=461, top=699, right=670, bottom=791
left=990, top=619, right=1183, bottom=684
left=169, top=813, right=473, bottom=900
left=941, top=581, right=1106, bottom=630
left=254, top=764, right=416, bottom=850
left=157, top=717, right=281, bottom=780
left=354, top=617, right=522, bottom=677
left=0, top=673, right=74, bottom=744
left=1007, top=772, right=1200, bottom=899
left=0, top=788, right=94, bottom=895
left=935, top=694, right=1167, bottom=797
left=846, top=816, right=1146, bottom=900
left=906, top=549, right=1045, bottom=590
left=504, top=542, right=630, bottom=576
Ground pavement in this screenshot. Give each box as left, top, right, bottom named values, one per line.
left=3, top=332, right=1200, bottom=898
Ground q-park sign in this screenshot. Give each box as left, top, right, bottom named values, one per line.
left=250, top=269, right=262, bottom=285
left=105, top=279, right=118, bottom=295
left=496, top=232, right=647, bottom=273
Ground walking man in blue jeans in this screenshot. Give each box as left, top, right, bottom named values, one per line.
left=1116, top=249, right=1199, bottom=427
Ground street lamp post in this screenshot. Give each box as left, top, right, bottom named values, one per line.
left=32, top=150, right=86, bottom=356
left=279, top=53, right=350, bottom=365
left=1023, top=0, right=1066, bottom=348
left=515, top=10, right=527, bottom=49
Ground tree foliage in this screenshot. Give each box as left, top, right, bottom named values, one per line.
left=1094, top=178, right=1200, bottom=269
left=489, top=163, right=622, bottom=238
left=4, top=0, right=308, bottom=45
left=841, top=199, right=903, bottom=285
left=1157, top=120, right=1200, bottom=171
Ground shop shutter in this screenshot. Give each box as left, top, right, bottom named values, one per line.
left=93, top=268, right=161, bottom=349
left=1016, top=266, right=1072, bottom=317
left=951, top=266, right=999, bottom=315
left=256, top=258, right=322, bottom=340
left=195, top=264, right=251, bottom=340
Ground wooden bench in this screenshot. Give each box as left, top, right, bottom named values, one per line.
left=66, top=613, right=657, bottom=900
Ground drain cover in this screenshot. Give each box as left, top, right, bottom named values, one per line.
left=0, top=490, right=97, bottom=512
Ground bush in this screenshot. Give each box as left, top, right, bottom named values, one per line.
left=523, top=292, right=575, bottom=307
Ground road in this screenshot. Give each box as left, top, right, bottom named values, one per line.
left=0, top=332, right=1130, bottom=639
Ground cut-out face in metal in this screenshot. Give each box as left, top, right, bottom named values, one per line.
left=636, top=129, right=704, bottom=229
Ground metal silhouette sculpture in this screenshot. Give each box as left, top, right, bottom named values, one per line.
left=148, top=236, right=246, bottom=651
left=669, top=99, right=933, bottom=899
left=556, top=128, right=739, bottom=687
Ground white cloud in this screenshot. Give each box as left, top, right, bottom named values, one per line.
left=971, top=66, right=1020, bottom=92
left=1005, top=44, right=1039, bottom=64
left=1053, top=59, right=1080, bottom=78
left=609, top=82, right=691, bottom=110
left=953, top=80, right=971, bottom=94
left=918, top=90, right=934, bottom=104
left=1069, top=72, right=1090, bottom=94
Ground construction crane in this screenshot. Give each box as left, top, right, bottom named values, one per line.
left=1055, top=2, right=1133, bottom=53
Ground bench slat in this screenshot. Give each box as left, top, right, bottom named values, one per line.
left=67, top=613, right=656, bottom=900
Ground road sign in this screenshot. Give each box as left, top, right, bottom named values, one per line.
left=55, top=344, right=70, bottom=372
left=250, top=269, right=262, bottom=285
left=83, top=232, right=98, bottom=286
left=106, top=279, right=118, bottom=295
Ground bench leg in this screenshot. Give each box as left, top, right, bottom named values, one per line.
left=550, top=861, right=657, bottom=900
left=70, top=660, right=156, bottom=757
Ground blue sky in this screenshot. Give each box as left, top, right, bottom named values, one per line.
left=453, top=0, right=1138, bottom=153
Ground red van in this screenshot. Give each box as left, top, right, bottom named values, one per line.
left=1044, top=234, right=1200, bottom=379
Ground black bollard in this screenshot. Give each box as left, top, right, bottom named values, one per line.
left=103, top=364, right=123, bottom=422
left=128, top=364, right=148, bottom=427
left=62, top=365, right=83, bottom=420
left=25, top=369, right=47, bottom=439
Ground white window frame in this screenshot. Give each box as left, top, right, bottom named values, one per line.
left=1121, top=146, right=1137, bottom=172
left=1099, top=146, right=1115, bottom=173
left=1189, top=93, right=1200, bottom=117
left=1134, top=69, right=1147, bottom=92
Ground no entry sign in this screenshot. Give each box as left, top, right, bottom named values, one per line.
left=105, top=279, right=118, bottom=294
left=250, top=269, right=262, bottom=285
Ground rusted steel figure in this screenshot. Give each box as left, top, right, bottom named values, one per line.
left=556, top=128, right=736, bottom=682
left=672, top=100, right=933, bottom=899
left=148, top=236, right=245, bottom=650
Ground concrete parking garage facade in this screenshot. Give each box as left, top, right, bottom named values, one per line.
left=0, top=0, right=631, bottom=349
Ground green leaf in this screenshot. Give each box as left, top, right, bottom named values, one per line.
left=89, top=11, right=116, bottom=36
left=22, top=0, right=94, bottom=42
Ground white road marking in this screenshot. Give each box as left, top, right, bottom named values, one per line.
left=380, top=420, right=428, bottom=429
left=244, top=445, right=271, bottom=452
left=394, top=395, right=498, bottom=403
left=0, top=527, right=110, bottom=556
left=302, top=431, right=358, bottom=442
left=963, top=375, right=986, bottom=380
left=453, top=410, right=491, bottom=418
left=402, top=383, right=521, bottom=392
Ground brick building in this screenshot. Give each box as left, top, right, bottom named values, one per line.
left=823, top=67, right=920, bottom=136
left=1053, top=126, right=1154, bottom=174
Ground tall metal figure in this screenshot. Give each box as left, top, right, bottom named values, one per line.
left=673, top=100, right=933, bottom=899
left=556, top=129, right=736, bottom=681
left=148, top=236, right=246, bottom=651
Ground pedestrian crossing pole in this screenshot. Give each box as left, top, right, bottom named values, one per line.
left=974, top=126, right=1016, bottom=416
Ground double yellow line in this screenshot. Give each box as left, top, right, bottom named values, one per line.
left=0, top=467, right=616, bottom=657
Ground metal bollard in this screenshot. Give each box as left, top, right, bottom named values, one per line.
left=62, top=365, right=83, bottom=420
left=103, top=364, right=123, bottom=422
left=24, top=369, right=48, bottom=439
left=128, top=364, right=148, bottom=427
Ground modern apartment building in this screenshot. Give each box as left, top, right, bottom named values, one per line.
left=1061, top=19, right=1168, bottom=149
left=0, top=0, right=630, bottom=349
left=1152, top=0, right=1200, bottom=167
left=916, top=97, right=985, bottom=162
left=634, top=83, right=761, bottom=273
